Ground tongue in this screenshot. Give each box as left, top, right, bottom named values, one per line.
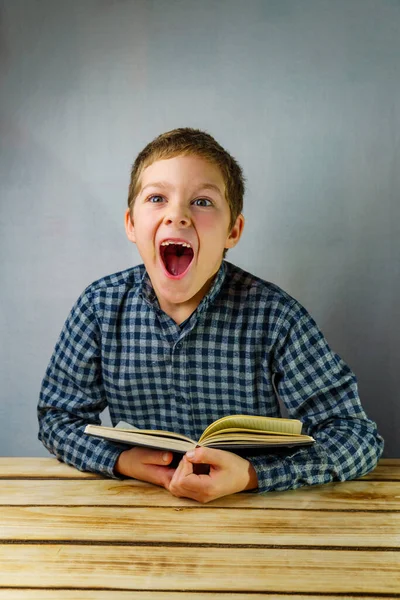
left=165, top=253, right=192, bottom=276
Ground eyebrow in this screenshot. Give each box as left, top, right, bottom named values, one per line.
left=140, top=181, right=224, bottom=196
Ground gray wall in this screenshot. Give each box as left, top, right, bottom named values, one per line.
left=1, top=0, right=399, bottom=457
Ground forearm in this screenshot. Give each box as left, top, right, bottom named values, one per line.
left=38, top=353, right=128, bottom=478
left=265, top=303, right=384, bottom=493
left=38, top=407, right=127, bottom=478
left=37, top=289, right=131, bottom=478
left=248, top=417, right=384, bottom=493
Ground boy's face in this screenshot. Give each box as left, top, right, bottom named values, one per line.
left=125, top=154, right=244, bottom=320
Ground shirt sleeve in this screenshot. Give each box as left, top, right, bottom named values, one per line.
left=248, top=302, right=384, bottom=493
left=37, top=289, right=129, bottom=478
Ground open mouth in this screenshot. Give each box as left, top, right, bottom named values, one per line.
left=160, top=241, right=194, bottom=277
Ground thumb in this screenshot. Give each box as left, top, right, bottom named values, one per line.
left=185, top=446, right=221, bottom=463
left=185, top=446, right=218, bottom=475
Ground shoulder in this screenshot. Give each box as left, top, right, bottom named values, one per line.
left=221, top=262, right=320, bottom=345
left=85, top=264, right=145, bottom=295
left=58, top=266, right=146, bottom=343
left=74, top=264, right=146, bottom=315
left=223, top=261, right=303, bottom=320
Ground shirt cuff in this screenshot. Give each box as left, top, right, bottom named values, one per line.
left=84, top=440, right=133, bottom=479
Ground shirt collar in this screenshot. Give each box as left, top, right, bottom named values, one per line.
left=138, top=269, right=158, bottom=306
left=196, top=260, right=227, bottom=315
left=138, top=261, right=227, bottom=314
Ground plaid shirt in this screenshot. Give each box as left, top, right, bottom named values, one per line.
left=38, top=261, right=383, bottom=492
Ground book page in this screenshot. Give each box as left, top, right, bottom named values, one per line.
left=200, top=414, right=302, bottom=441
left=110, top=424, right=194, bottom=443
left=203, top=433, right=311, bottom=444
left=205, top=427, right=299, bottom=439
left=115, top=421, right=140, bottom=430
left=85, top=425, right=195, bottom=452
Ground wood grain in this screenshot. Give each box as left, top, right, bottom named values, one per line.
left=0, top=457, right=398, bottom=479
left=1, top=506, right=399, bottom=547
left=359, top=459, right=400, bottom=481
left=0, top=458, right=101, bottom=479
left=0, top=478, right=399, bottom=509
left=0, top=458, right=399, bottom=597
left=0, top=545, right=398, bottom=594
left=0, top=593, right=389, bottom=600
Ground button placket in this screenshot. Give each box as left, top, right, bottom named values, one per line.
left=171, top=339, right=189, bottom=410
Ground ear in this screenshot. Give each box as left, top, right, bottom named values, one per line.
left=225, top=213, right=245, bottom=249
left=124, top=209, right=136, bottom=244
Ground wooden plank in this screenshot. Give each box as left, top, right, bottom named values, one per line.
left=0, top=458, right=101, bottom=479
left=359, top=459, right=400, bottom=481
left=1, top=506, right=399, bottom=547
left=0, top=545, right=398, bottom=594
left=0, top=479, right=399, bottom=510
left=0, top=593, right=389, bottom=600
left=0, top=593, right=390, bottom=600
left=0, top=457, right=399, bottom=480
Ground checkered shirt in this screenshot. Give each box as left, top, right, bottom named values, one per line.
left=38, top=261, right=384, bottom=492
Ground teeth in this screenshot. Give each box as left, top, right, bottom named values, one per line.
left=160, top=241, right=191, bottom=248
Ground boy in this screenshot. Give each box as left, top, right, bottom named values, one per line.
left=38, top=128, right=383, bottom=503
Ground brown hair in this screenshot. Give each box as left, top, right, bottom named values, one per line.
left=127, top=128, right=245, bottom=230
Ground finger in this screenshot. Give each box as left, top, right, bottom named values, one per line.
left=171, top=456, right=212, bottom=492
left=138, top=462, right=176, bottom=488
left=168, top=455, right=205, bottom=498
left=139, top=448, right=174, bottom=466
left=169, top=453, right=193, bottom=486
left=185, top=446, right=227, bottom=467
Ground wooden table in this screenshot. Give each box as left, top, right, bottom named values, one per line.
left=0, top=458, right=399, bottom=599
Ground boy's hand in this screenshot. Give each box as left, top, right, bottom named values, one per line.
left=168, top=447, right=258, bottom=503
left=114, top=447, right=176, bottom=489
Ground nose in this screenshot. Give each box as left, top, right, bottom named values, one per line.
left=163, top=203, right=191, bottom=227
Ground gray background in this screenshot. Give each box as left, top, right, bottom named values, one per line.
left=1, top=0, right=399, bottom=458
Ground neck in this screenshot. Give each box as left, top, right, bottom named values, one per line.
left=157, top=273, right=219, bottom=325
left=160, top=303, right=195, bottom=325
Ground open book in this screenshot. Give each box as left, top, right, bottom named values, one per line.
left=85, top=414, right=315, bottom=454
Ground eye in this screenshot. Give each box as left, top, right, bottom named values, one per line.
left=192, top=198, right=212, bottom=207
left=147, top=195, right=165, bottom=203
